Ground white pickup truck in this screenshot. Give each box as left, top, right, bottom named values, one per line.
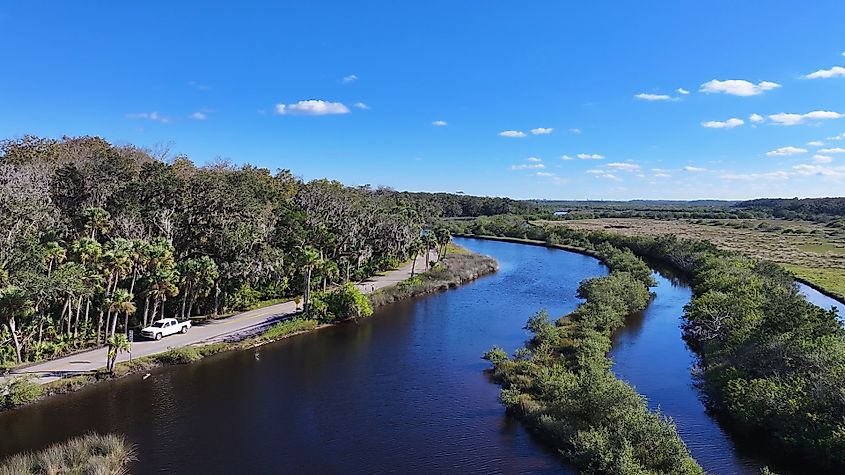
left=140, top=318, right=191, bottom=340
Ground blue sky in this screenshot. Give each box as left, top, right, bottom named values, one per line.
left=2, top=1, right=845, bottom=200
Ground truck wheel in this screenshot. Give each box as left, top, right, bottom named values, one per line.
left=181, top=326, right=188, bottom=334
left=155, top=333, right=162, bottom=340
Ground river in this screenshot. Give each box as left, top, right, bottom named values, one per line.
left=1, top=237, right=842, bottom=474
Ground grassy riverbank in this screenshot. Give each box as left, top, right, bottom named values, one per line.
left=369, top=245, right=498, bottom=308
left=483, top=240, right=702, bottom=474
left=0, top=433, right=134, bottom=475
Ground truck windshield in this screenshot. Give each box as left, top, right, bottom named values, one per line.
left=151, top=322, right=165, bottom=328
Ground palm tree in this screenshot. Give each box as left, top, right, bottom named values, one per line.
left=424, top=233, right=437, bottom=269
left=106, top=333, right=131, bottom=374
left=409, top=238, right=423, bottom=277
left=0, top=286, right=35, bottom=363
left=435, top=228, right=451, bottom=258
left=109, top=289, right=136, bottom=337
left=83, top=207, right=111, bottom=240
left=299, top=246, right=322, bottom=314
left=42, top=241, right=66, bottom=278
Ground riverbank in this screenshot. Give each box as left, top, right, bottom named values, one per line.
left=0, top=433, right=134, bottom=475
left=1, top=244, right=497, bottom=415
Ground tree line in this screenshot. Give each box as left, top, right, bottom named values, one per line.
left=0, top=135, right=450, bottom=368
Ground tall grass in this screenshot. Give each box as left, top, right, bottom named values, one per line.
left=0, top=433, right=135, bottom=475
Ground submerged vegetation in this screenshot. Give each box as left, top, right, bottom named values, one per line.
left=484, top=243, right=702, bottom=474
left=455, top=215, right=845, bottom=472
left=0, top=433, right=134, bottom=475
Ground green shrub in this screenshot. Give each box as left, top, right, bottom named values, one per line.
left=260, top=318, right=318, bottom=341
left=309, top=283, right=373, bottom=323
left=2, top=376, right=44, bottom=409
left=0, top=433, right=134, bottom=475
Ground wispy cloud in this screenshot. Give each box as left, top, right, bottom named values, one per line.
left=700, top=79, right=780, bottom=96
left=536, top=171, right=556, bottom=177
left=722, top=171, right=790, bottom=181
left=802, top=66, right=845, bottom=79
left=568, top=128, right=582, bottom=134
left=766, top=146, right=807, bottom=157
left=127, top=112, right=170, bottom=123
left=526, top=157, right=542, bottom=162
left=577, top=153, right=605, bottom=160
left=190, top=111, right=208, bottom=120
left=677, top=88, right=690, bottom=95
left=807, top=141, right=825, bottom=147
left=531, top=127, right=553, bottom=135
left=749, top=113, right=764, bottom=123
left=819, top=147, right=845, bottom=154
left=275, top=100, right=350, bottom=116
left=499, top=130, right=527, bottom=138
left=769, top=110, right=844, bottom=126
left=684, top=166, right=707, bottom=172
left=511, top=163, right=545, bottom=170
left=813, top=154, right=833, bottom=163
left=341, top=74, right=358, bottom=84
left=606, top=162, right=640, bottom=171
left=634, top=93, right=673, bottom=101
left=561, top=155, right=575, bottom=160
left=187, top=80, right=211, bottom=91
left=353, top=102, right=370, bottom=110
left=432, top=120, right=447, bottom=126
left=701, top=118, right=744, bottom=129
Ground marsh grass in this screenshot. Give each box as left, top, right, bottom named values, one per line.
left=0, top=433, right=135, bottom=475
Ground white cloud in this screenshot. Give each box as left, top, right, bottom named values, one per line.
left=793, top=164, right=845, bottom=177
left=499, top=130, right=527, bottom=138
left=635, top=93, right=673, bottom=101
left=807, top=140, right=825, bottom=146
left=536, top=172, right=556, bottom=177
left=342, top=74, right=358, bottom=84
left=531, top=127, right=553, bottom=135
left=677, top=88, right=690, bottom=95
left=432, top=120, right=448, bottom=126
left=827, top=133, right=845, bottom=140
left=353, top=102, right=370, bottom=110
left=813, top=154, right=834, bottom=163
left=577, top=153, right=605, bottom=160
left=568, top=128, right=582, bottom=134
left=700, top=79, right=780, bottom=96
left=595, top=173, right=621, bottom=181
left=275, top=100, right=350, bottom=116
left=701, top=118, right=744, bottom=129
left=684, top=166, right=706, bottom=172
left=769, top=110, right=844, bottom=126
left=526, top=157, right=542, bottom=162
left=765, top=146, right=808, bottom=157
left=606, top=162, right=641, bottom=171
left=653, top=172, right=671, bottom=178
left=511, top=163, right=545, bottom=170
left=190, top=111, right=207, bottom=120
left=722, top=171, right=790, bottom=181
left=819, top=147, right=845, bottom=154
left=803, top=66, right=845, bottom=79
left=749, top=113, right=765, bottom=123
left=127, top=112, right=170, bottom=123
left=561, top=155, right=575, bottom=160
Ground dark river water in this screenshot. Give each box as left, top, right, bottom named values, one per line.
left=1, top=238, right=842, bottom=474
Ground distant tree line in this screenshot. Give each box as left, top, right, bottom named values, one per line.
left=740, top=197, right=845, bottom=222
left=0, top=135, right=449, bottom=368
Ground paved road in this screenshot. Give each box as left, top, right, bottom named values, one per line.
left=5, top=252, right=436, bottom=384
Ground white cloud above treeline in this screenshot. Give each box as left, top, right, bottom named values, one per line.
left=802, top=66, right=845, bottom=79
left=766, top=146, right=807, bottom=157
left=531, top=127, right=553, bottom=135
left=432, top=120, right=447, bottom=126
left=499, top=130, right=527, bottom=138
left=769, top=110, right=844, bottom=126
left=635, top=93, right=673, bottom=101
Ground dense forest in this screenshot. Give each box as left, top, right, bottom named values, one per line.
left=452, top=216, right=845, bottom=472
left=740, top=197, right=845, bottom=220
left=0, top=135, right=509, bottom=369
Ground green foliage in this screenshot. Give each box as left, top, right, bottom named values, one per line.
left=309, top=283, right=373, bottom=323
left=1, top=376, right=44, bottom=409
left=152, top=346, right=203, bottom=364
left=259, top=318, right=318, bottom=341
left=483, top=346, right=509, bottom=365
